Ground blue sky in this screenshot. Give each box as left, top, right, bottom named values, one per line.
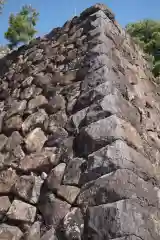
left=0, top=0, right=159, bottom=44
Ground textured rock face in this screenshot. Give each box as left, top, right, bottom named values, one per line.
left=0, top=3, right=159, bottom=239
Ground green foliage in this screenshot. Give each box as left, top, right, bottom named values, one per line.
left=126, top=19, right=160, bottom=77
left=4, top=5, right=39, bottom=49
left=153, top=61, right=160, bottom=77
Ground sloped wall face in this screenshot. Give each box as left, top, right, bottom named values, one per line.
left=0, top=4, right=160, bottom=240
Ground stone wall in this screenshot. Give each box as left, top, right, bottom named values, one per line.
left=0, top=3, right=160, bottom=240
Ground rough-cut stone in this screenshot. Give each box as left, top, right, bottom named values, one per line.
left=112, top=237, right=142, bottom=240
left=83, top=199, right=159, bottom=240
left=0, top=134, right=8, bottom=151
left=77, top=169, right=160, bottom=207
left=40, top=228, right=58, bottom=240
left=24, top=221, right=40, bottom=240
left=0, top=196, right=11, bottom=220
left=84, top=93, right=140, bottom=129
left=27, top=95, right=48, bottom=113
left=13, top=145, right=25, bottom=160
left=75, top=115, right=143, bottom=156
left=60, top=208, right=84, bottom=240
left=45, top=94, right=66, bottom=114
left=7, top=200, right=36, bottom=223
left=45, top=127, right=68, bottom=147
left=3, top=115, right=23, bottom=133
left=22, top=76, right=33, bottom=87
left=46, top=163, right=66, bottom=190
left=0, top=224, right=23, bottom=240
left=6, top=100, right=27, bottom=118
left=0, top=111, right=5, bottom=133
left=81, top=140, right=157, bottom=183
left=39, top=193, right=70, bottom=227
left=0, top=153, right=5, bottom=169
left=63, top=158, right=86, bottom=186
left=13, top=175, right=43, bottom=204
left=48, top=111, right=67, bottom=129
left=0, top=168, right=17, bottom=194
left=5, top=131, right=23, bottom=151
left=25, top=128, right=47, bottom=152
left=57, top=185, right=80, bottom=204
left=22, top=109, right=48, bottom=134
left=58, top=137, right=74, bottom=162
left=19, top=151, right=56, bottom=172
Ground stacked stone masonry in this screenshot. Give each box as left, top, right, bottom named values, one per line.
left=0, top=3, right=159, bottom=240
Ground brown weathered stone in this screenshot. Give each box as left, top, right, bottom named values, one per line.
left=39, top=193, right=70, bottom=227
left=13, top=175, right=43, bottom=204
left=3, top=115, right=23, bottom=133
left=0, top=196, right=11, bottom=220
left=57, top=185, right=80, bottom=204
left=25, top=128, right=47, bottom=152
left=19, top=151, right=56, bottom=173
left=27, top=95, right=48, bottom=112
left=7, top=200, right=36, bottom=223
left=0, top=224, right=23, bottom=240
left=0, top=169, right=17, bottom=194
left=0, top=134, right=8, bottom=151
left=46, top=163, right=66, bottom=190
left=22, top=109, right=48, bottom=134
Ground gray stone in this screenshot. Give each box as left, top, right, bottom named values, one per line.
left=46, top=163, right=66, bottom=190
left=22, top=76, right=34, bottom=87
left=48, top=111, right=67, bottom=129
left=40, top=228, right=58, bottom=240
left=22, top=109, right=48, bottom=134
left=0, top=224, right=23, bottom=240
left=57, top=185, right=80, bottom=204
left=20, top=85, right=36, bottom=100
left=0, top=168, right=17, bottom=194
left=13, top=145, right=25, bottom=160
left=45, top=94, right=65, bottom=114
left=13, top=175, right=43, bottom=204
left=112, top=237, right=142, bottom=240
left=6, top=100, right=27, bottom=118
left=0, top=196, right=11, bottom=220
left=25, top=221, right=40, bottom=240
left=4, top=115, right=23, bottom=133
left=27, top=95, right=48, bottom=112
left=19, top=151, right=56, bottom=173
left=70, top=107, right=88, bottom=131
left=82, top=140, right=157, bottom=183
left=77, top=169, right=160, bottom=208
left=25, top=128, right=47, bottom=152
left=84, top=199, right=159, bottom=240
left=45, top=127, right=68, bottom=147
left=7, top=200, right=36, bottom=223
left=75, top=115, right=143, bottom=156
left=59, top=137, right=74, bottom=162
left=63, top=158, right=85, bottom=186
left=39, top=193, right=70, bottom=227
left=61, top=208, right=84, bottom=240
left=5, top=131, right=23, bottom=152
left=83, top=92, right=140, bottom=128
left=0, top=134, right=8, bottom=151
left=0, top=111, right=5, bottom=133
left=0, top=153, right=5, bottom=169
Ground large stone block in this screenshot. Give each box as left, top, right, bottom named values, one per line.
left=75, top=115, right=143, bottom=156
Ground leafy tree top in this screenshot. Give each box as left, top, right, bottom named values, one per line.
left=126, top=19, right=160, bottom=77
left=4, top=5, right=39, bottom=49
